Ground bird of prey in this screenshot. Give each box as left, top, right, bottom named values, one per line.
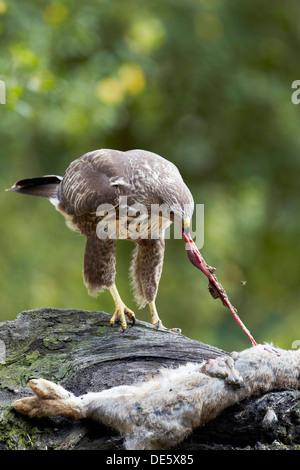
left=7, top=148, right=257, bottom=344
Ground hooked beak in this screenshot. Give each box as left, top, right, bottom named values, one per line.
left=181, top=219, right=213, bottom=276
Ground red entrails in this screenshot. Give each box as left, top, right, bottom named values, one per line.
left=182, top=229, right=257, bottom=347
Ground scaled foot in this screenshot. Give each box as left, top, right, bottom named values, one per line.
left=109, top=284, right=136, bottom=330
left=149, top=302, right=181, bottom=333
left=110, top=305, right=136, bottom=330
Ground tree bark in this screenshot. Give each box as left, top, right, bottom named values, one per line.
left=0, top=308, right=299, bottom=450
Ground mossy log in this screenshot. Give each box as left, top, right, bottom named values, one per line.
left=0, top=308, right=300, bottom=450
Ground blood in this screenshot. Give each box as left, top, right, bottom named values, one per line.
left=182, top=229, right=257, bottom=347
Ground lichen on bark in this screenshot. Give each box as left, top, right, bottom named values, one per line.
left=1, top=308, right=300, bottom=450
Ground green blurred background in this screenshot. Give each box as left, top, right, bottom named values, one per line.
left=1, top=0, right=300, bottom=351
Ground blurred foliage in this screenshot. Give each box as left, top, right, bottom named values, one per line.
left=1, top=0, right=300, bottom=351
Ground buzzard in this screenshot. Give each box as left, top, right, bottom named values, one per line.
left=7, top=148, right=257, bottom=344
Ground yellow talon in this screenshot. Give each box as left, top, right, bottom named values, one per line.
left=149, top=302, right=166, bottom=329
left=109, top=284, right=135, bottom=330
left=149, top=301, right=180, bottom=333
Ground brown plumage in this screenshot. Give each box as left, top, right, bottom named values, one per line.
left=7, top=149, right=194, bottom=331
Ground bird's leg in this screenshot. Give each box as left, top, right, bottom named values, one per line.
left=109, top=284, right=135, bottom=330
left=149, top=301, right=165, bottom=329
left=149, top=302, right=181, bottom=333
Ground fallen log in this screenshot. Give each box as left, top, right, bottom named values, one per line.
left=0, top=308, right=300, bottom=450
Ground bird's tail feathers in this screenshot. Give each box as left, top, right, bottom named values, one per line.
left=6, top=175, right=62, bottom=199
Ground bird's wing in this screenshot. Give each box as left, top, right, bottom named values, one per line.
left=59, top=149, right=131, bottom=216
